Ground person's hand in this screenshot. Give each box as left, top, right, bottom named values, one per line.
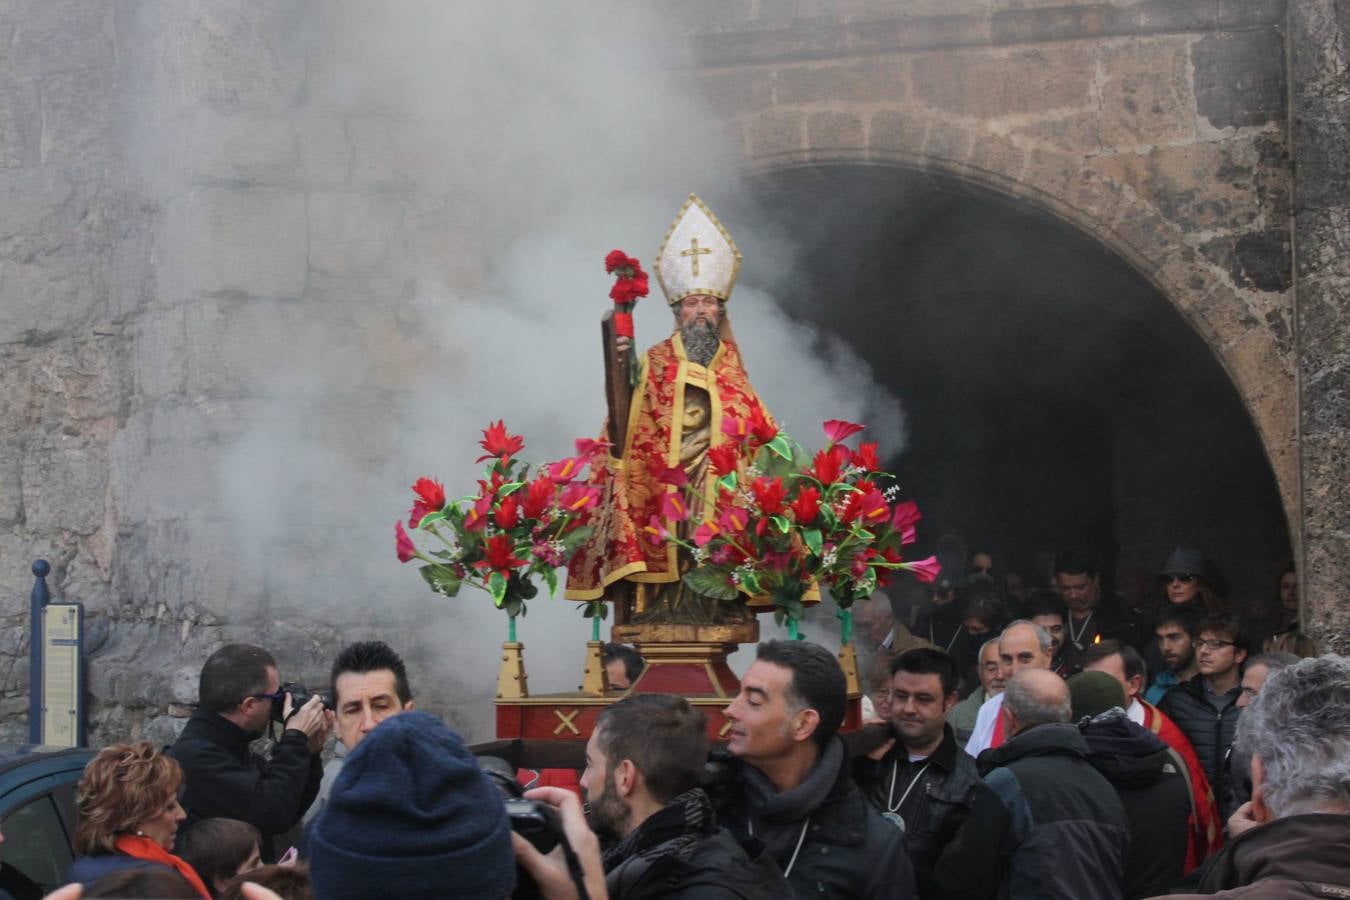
left=1227, top=800, right=1261, bottom=838
left=41, top=885, right=82, bottom=900
left=511, top=786, right=608, bottom=900
left=615, top=336, right=631, bottom=353
left=284, top=694, right=329, bottom=747
left=867, top=736, right=897, bottom=761
left=240, top=884, right=285, bottom=900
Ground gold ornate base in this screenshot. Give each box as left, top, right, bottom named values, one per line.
left=612, top=621, right=759, bottom=646
left=838, top=642, right=862, bottom=698
left=496, top=641, right=529, bottom=700
left=579, top=640, right=606, bottom=695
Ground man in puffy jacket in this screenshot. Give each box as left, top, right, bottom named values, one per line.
left=1069, top=671, right=1191, bottom=898
left=1158, top=613, right=1247, bottom=818
left=936, top=668, right=1129, bottom=900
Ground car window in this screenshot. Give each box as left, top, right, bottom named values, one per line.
left=0, top=794, right=72, bottom=894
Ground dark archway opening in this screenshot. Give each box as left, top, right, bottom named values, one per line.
left=738, top=165, right=1292, bottom=634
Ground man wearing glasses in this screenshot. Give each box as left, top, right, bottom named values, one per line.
left=1157, top=614, right=1249, bottom=818
left=169, top=644, right=332, bottom=861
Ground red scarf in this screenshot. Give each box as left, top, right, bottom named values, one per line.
left=113, top=834, right=212, bottom=899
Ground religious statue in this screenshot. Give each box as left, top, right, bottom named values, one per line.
left=565, top=195, right=775, bottom=630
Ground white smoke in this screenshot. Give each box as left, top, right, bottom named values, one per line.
left=176, top=1, right=905, bottom=738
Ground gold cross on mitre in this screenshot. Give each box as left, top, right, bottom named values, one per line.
left=681, top=236, right=712, bottom=277
left=654, top=194, right=743, bottom=307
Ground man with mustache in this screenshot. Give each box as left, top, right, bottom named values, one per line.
left=567, top=195, right=781, bottom=626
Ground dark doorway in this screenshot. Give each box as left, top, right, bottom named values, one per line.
left=735, top=165, right=1292, bottom=633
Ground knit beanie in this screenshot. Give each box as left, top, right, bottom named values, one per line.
left=1067, top=671, right=1127, bottom=722
left=308, top=711, right=515, bottom=900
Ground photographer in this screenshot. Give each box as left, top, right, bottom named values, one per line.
left=169, top=645, right=331, bottom=862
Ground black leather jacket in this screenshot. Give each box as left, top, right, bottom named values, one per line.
left=853, top=723, right=982, bottom=900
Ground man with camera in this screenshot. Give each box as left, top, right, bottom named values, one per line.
left=716, top=640, right=916, bottom=899
left=169, top=644, right=332, bottom=861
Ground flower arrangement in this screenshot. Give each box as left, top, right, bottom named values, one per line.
left=395, top=421, right=603, bottom=641
left=605, top=249, right=649, bottom=339
left=651, top=418, right=939, bottom=639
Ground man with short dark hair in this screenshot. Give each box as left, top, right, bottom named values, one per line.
left=1163, top=655, right=1350, bottom=899
left=1026, top=590, right=1075, bottom=678
left=854, top=648, right=982, bottom=899
left=585, top=694, right=788, bottom=898
left=1145, top=607, right=1201, bottom=703
left=1159, top=613, right=1249, bottom=818
left=936, top=669, right=1130, bottom=900
left=1082, top=639, right=1224, bottom=870
left=718, top=641, right=915, bottom=899
left=1053, top=549, right=1138, bottom=662
left=169, top=644, right=331, bottom=861
left=601, top=643, right=646, bottom=691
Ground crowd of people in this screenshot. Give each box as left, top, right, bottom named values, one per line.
left=15, top=545, right=1345, bottom=900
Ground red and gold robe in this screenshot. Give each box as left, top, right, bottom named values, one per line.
left=565, top=332, right=768, bottom=601
left=1140, top=699, right=1225, bottom=870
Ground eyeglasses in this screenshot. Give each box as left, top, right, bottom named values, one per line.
left=1166, top=574, right=1196, bottom=584
left=1196, top=639, right=1235, bottom=651
left=247, top=689, right=285, bottom=704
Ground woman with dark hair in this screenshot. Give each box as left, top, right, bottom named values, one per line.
left=1155, top=547, right=1223, bottom=615
left=64, top=742, right=211, bottom=899
left=178, top=819, right=262, bottom=898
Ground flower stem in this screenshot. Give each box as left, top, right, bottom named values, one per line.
left=837, top=608, right=853, bottom=645
left=788, top=618, right=801, bottom=640
left=591, top=610, right=601, bottom=641
left=508, top=615, right=517, bottom=643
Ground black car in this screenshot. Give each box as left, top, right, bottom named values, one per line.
left=0, top=745, right=94, bottom=899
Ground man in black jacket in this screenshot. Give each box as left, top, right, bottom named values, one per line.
left=718, top=640, right=915, bottom=899
left=584, top=693, right=788, bottom=899
left=1157, top=613, right=1247, bottom=817
left=1069, top=671, right=1191, bottom=898
left=168, top=644, right=331, bottom=861
left=936, top=668, right=1129, bottom=900
left=854, top=647, right=981, bottom=899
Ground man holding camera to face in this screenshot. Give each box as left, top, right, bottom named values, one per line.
left=169, top=644, right=332, bottom=861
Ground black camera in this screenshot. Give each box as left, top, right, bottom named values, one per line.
left=271, top=681, right=335, bottom=724
left=505, top=797, right=563, bottom=855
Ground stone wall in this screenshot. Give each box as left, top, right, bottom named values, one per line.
left=0, top=0, right=1334, bottom=745
left=1289, top=0, right=1350, bottom=653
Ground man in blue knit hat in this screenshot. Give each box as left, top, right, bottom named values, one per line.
left=307, top=710, right=515, bottom=899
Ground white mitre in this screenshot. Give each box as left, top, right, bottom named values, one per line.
left=654, top=194, right=742, bottom=307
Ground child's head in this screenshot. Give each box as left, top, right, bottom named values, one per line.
left=178, top=817, right=263, bottom=897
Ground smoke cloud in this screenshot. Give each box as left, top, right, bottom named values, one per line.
left=159, top=1, right=904, bottom=738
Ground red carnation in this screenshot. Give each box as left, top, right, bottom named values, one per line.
left=708, top=444, right=740, bottom=477
left=851, top=442, right=880, bottom=472
left=475, top=534, right=528, bottom=580
left=408, top=476, right=446, bottom=527
left=748, top=405, right=777, bottom=445
left=751, top=476, right=787, bottom=516
left=476, top=420, right=524, bottom=463
left=811, top=445, right=850, bottom=485
left=495, top=495, right=521, bottom=531
left=522, top=477, right=554, bottom=521
left=789, top=485, right=822, bottom=525
left=605, top=250, right=630, bottom=273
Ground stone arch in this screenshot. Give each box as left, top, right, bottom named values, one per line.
left=737, top=125, right=1298, bottom=540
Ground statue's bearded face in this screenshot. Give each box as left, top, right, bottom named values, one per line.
left=677, top=294, right=721, bottom=366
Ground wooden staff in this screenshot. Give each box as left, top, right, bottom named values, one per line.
left=601, top=309, right=633, bottom=456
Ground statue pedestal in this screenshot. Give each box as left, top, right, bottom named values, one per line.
left=614, top=622, right=757, bottom=699
left=495, top=641, right=529, bottom=700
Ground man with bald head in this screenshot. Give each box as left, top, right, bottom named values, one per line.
left=936, top=669, right=1130, bottom=900
left=964, top=619, right=1055, bottom=756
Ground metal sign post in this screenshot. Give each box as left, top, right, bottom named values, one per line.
left=28, top=560, right=85, bottom=747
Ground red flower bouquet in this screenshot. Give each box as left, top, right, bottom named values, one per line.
left=604, top=249, right=648, bottom=340
left=395, top=422, right=598, bottom=636
left=653, top=419, right=939, bottom=639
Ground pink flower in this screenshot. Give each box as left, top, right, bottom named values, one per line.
left=547, top=457, right=584, bottom=484
left=823, top=419, right=865, bottom=445
left=721, top=416, right=751, bottom=444
left=559, top=483, right=601, bottom=513
left=642, top=515, right=671, bottom=546
left=575, top=437, right=612, bottom=459
left=395, top=521, right=417, bottom=563
left=662, top=491, right=690, bottom=522
left=902, top=555, right=942, bottom=583
left=694, top=522, right=721, bottom=547
left=464, top=494, right=493, bottom=532
left=890, top=500, right=922, bottom=544
left=718, top=506, right=748, bottom=534
left=652, top=462, right=689, bottom=487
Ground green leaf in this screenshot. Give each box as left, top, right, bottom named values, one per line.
left=741, top=569, right=762, bottom=595
left=416, top=511, right=447, bottom=530
left=560, top=525, right=595, bottom=555
left=489, top=572, right=508, bottom=607
left=766, top=434, right=794, bottom=460
left=717, top=472, right=738, bottom=493
left=803, top=528, right=823, bottom=557
left=504, top=597, right=524, bottom=618
left=498, top=481, right=526, bottom=497
left=542, top=567, right=558, bottom=597
left=770, top=515, right=790, bottom=535
left=517, top=578, right=538, bottom=600
left=431, top=549, right=455, bottom=561
left=419, top=564, right=462, bottom=597
left=682, top=566, right=738, bottom=602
